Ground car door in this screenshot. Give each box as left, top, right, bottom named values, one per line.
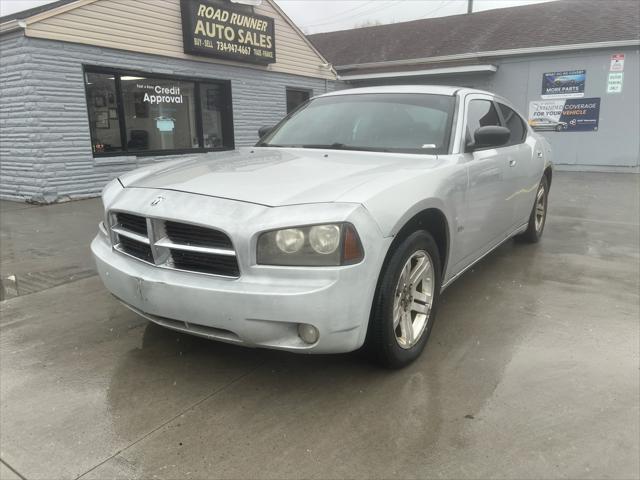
left=496, top=102, right=538, bottom=228
left=456, top=95, right=515, bottom=267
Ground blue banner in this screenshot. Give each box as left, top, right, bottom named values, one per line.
left=559, top=98, right=600, bottom=131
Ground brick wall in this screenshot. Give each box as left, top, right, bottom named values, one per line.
left=0, top=33, right=333, bottom=203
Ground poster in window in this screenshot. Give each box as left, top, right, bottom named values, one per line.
left=94, top=94, right=106, bottom=107
left=134, top=92, right=149, bottom=118
left=541, top=70, right=586, bottom=98
left=95, top=111, right=109, bottom=129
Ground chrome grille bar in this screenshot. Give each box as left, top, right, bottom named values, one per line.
left=111, top=226, right=150, bottom=244
left=154, top=237, right=236, bottom=256
left=108, top=211, right=239, bottom=278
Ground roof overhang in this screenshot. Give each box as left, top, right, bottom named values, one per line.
left=0, top=19, right=25, bottom=34
left=335, top=39, right=640, bottom=72
left=339, top=64, right=497, bottom=81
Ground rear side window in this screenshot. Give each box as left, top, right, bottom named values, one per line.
left=497, top=103, right=527, bottom=146
left=465, top=99, right=501, bottom=144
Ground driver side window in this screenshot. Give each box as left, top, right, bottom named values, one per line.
left=465, top=99, right=501, bottom=146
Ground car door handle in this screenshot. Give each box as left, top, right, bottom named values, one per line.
left=537, top=151, right=543, bottom=158
left=509, top=159, right=517, bottom=167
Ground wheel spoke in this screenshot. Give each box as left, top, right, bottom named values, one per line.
left=400, top=311, right=414, bottom=345
left=412, top=289, right=430, bottom=303
left=411, top=300, right=428, bottom=314
left=399, top=262, right=410, bottom=287
left=393, top=299, right=402, bottom=329
left=409, top=255, right=429, bottom=285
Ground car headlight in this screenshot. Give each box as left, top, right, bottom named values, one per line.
left=100, top=178, right=124, bottom=245
left=257, top=223, right=364, bottom=266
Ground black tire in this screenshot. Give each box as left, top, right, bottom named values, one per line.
left=518, top=176, right=549, bottom=243
left=366, top=230, right=442, bottom=368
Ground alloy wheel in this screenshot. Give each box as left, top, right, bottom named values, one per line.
left=535, top=185, right=546, bottom=232
left=393, top=250, right=435, bottom=349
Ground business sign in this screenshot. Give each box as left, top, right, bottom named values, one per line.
left=529, top=98, right=600, bottom=132
left=180, top=0, right=276, bottom=64
left=610, top=53, right=625, bottom=72
left=607, top=72, right=624, bottom=94
left=541, top=70, right=586, bottom=98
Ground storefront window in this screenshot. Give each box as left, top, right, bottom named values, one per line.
left=85, top=72, right=123, bottom=154
left=121, top=77, right=198, bottom=152
left=84, top=68, right=233, bottom=156
left=286, top=88, right=311, bottom=114
left=200, top=83, right=226, bottom=149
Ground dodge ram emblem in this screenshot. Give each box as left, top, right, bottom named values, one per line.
left=150, top=195, right=164, bottom=206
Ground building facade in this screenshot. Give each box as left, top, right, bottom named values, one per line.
left=310, top=0, right=640, bottom=173
left=0, top=0, right=336, bottom=203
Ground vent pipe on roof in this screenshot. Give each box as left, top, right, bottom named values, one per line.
left=467, top=0, right=473, bottom=14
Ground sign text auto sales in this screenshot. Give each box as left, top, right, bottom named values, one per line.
left=180, top=0, right=276, bottom=64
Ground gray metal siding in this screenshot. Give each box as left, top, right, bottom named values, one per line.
left=0, top=35, right=332, bottom=203
left=347, top=47, right=640, bottom=172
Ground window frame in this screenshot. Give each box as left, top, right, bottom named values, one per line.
left=495, top=102, right=528, bottom=146
left=82, top=65, right=235, bottom=158
left=462, top=97, right=504, bottom=153
left=285, top=87, right=313, bottom=114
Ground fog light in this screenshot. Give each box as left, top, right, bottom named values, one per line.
left=297, top=324, right=319, bottom=344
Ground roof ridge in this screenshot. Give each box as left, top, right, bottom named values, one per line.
left=308, top=0, right=640, bottom=68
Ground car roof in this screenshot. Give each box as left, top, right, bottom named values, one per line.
left=319, top=85, right=495, bottom=98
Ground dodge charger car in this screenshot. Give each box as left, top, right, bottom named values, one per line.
left=92, top=86, right=553, bottom=368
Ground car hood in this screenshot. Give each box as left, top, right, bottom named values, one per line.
left=120, top=147, right=442, bottom=207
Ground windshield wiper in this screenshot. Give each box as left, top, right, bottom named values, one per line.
left=301, top=143, right=391, bottom=152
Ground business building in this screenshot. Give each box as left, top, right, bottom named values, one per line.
left=0, top=0, right=335, bottom=202
left=310, top=0, right=640, bottom=173
left=1, top=0, right=638, bottom=204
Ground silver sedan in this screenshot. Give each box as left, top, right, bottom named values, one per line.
left=92, top=86, right=553, bottom=368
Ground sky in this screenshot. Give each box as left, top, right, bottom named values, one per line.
left=0, top=0, right=557, bottom=33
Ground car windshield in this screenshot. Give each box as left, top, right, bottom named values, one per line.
left=258, top=93, right=456, bottom=155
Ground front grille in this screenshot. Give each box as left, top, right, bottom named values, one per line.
left=109, top=212, right=239, bottom=278
left=170, top=249, right=240, bottom=277
left=116, top=212, right=147, bottom=235
left=119, top=236, right=153, bottom=263
left=165, top=221, right=233, bottom=249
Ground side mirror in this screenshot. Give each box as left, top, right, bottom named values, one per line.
left=467, top=126, right=510, bottom=151
left=258, top=125, right=276, bottom=139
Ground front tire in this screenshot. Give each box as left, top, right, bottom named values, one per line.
left=366, top=230, right=442, bottom=368
left=519, top=176, right=549, bottom=243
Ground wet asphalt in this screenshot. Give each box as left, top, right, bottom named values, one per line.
left=0, top=172, right=638, bottom=479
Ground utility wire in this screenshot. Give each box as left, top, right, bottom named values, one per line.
left=304, top=0, right=404, bottom=28
left=302, top=0, right=378, bottom=26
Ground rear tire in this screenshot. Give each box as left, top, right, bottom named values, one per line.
left=518, top=176, right=549, bottom=243
left=366, top=230, right=442, bottom=368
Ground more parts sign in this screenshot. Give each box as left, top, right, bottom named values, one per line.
left=541, top=70, right=586, bottom=98
left=529, top=98, right=600, bottom=132
left=181, top=0, right=276, bottom=64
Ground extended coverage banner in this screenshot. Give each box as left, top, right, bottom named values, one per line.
left=541, top=70, right=586, bottom=98
left=181, top=0, right=276, bottom=64
left=529, top=98, right=600, bottom=132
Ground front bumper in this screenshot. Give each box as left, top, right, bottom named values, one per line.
left=92, top=188, right=390, bottom=354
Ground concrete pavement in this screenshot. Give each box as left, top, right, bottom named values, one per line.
left=1, top=172, right=638, bottom=479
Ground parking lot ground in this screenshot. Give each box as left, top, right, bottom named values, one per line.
left=1, top=172, right=639, bottom=480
